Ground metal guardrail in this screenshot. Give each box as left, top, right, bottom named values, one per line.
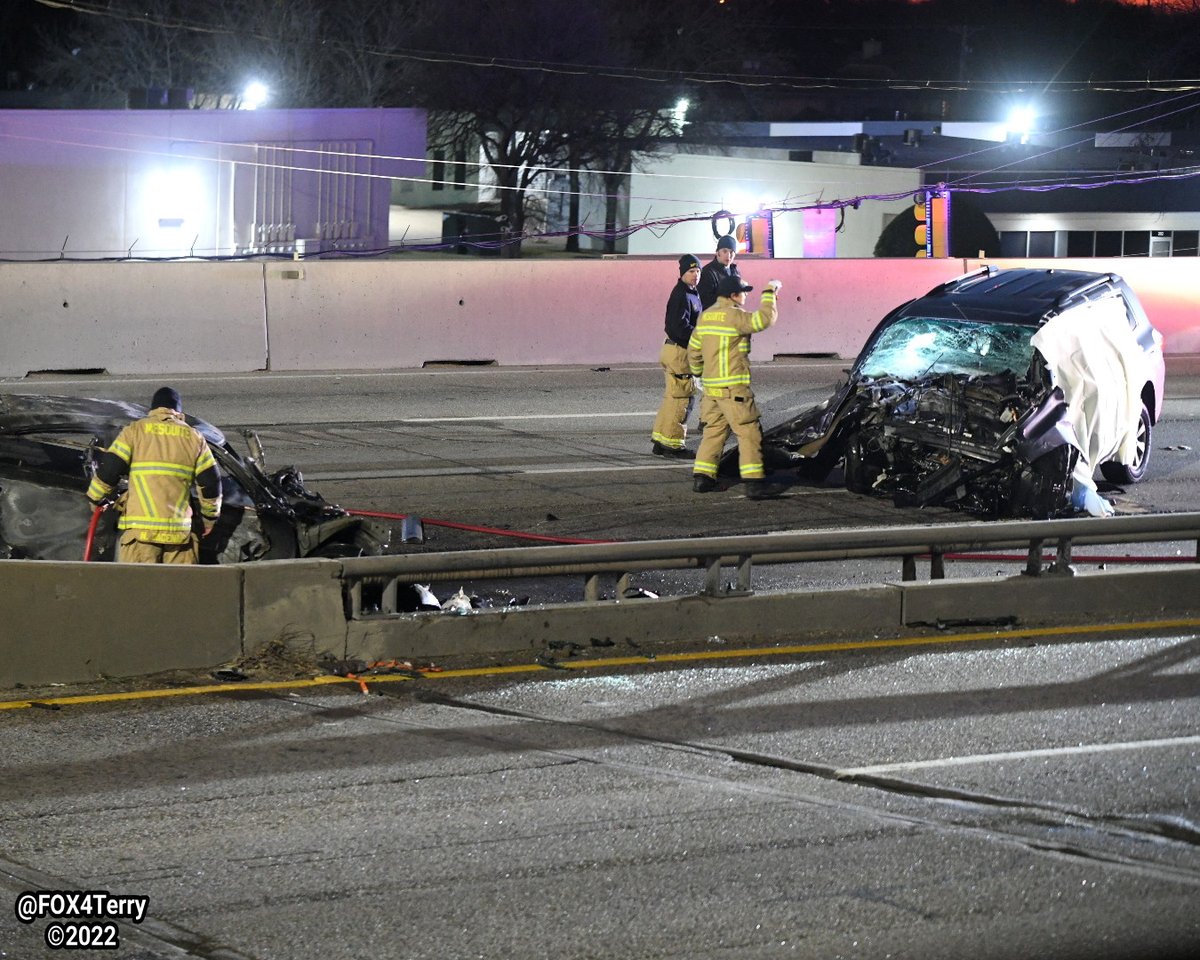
left=339, top=512, right=1200, bottom=618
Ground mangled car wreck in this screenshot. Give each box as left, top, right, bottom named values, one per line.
left=0, top=394, right=395, bottom=562
left=759, top=268, right=1164, bottom=518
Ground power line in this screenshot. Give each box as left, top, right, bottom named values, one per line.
left=31, top=0, right=1200, bottom=95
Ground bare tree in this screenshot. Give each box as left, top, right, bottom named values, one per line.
left=33, top=0, right=417, bottom=108
left=409, top=0, right=703, bottom=256
left=573, top=106, right=686, bottom=254
left=34, top=0, right=209, bottom=101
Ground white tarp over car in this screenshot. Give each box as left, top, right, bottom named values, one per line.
left=1030, top=298, right=1145, bottom=510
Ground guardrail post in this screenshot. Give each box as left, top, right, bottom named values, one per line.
left=735, top=555, right=753, bottom=594
left=700, top=556, right=752, bottom=597
left=930, top=550, right=945, bottom=580
left=704, top=557, right=722, bottom=596
left=1025, top=538, right=1045, bottom=577
left=584, top=573, right=601, bottom=601
left=902, top=555, right=916, bottom=581
left=380, top=578, right=397, bottom=615
left=1050, top=537, right=1076, bottom=577
left=616, top=573, right=631, bottom=598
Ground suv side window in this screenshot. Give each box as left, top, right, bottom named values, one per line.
left=1082, top=286, right=1138, bottom=331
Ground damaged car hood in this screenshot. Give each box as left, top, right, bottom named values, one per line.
left=0, top=393, right=394, bottom=563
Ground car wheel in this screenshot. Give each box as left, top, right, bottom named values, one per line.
left=793, top=444, right=837, bottom=485
left=1099, top=402, right=1152, bottom=485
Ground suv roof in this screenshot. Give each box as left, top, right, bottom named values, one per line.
left=902, top=267, right=1126, bottom=326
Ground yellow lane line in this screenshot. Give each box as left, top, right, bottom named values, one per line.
left=3, top=617, right=1199, bottom=712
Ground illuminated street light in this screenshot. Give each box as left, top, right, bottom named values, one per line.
left=1006, top=105, right=1037, bottom=144
left=671, top=97, right=690, bottom=134
left=242, top=81, right=269, bottom=110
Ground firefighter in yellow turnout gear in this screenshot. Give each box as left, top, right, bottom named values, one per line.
left=86, top=387, right=222, bottom=563
left=687, top=275, right=786, bottom=500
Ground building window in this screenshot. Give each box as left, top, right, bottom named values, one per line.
left=1174, top=230, right=1199, bottom=256
left=1028, top=231, right=1055, bottom=257
left=1095, top=231, right=1122, bottom=257
left=1066, top=231, right=1094, bottom=257
left=1124, top=231, right=1150, bottom=257
left=431, top=150, right=445, bottom=191
left=999, top=231, right=1027, bottom=257
left=453, top=149, right=467, bottom=190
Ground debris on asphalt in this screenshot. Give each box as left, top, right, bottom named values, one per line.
left=442, top=587, right=473, bottom=615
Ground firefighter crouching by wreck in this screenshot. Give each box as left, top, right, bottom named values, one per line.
left=86, top=387, right=222, bottom=564
left=688, top=275, right=786, bottom=500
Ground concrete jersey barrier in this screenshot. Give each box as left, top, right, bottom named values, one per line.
left=2, top=257, right=1197, bottom=378
left=3, top=552, right=1199, bottom=689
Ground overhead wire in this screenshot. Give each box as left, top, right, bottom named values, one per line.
left=934, top=92, right=1200, bottom=190
left=30, top=0, right=1200, bottom=94
left=9, top=12, right=1200, bottom=257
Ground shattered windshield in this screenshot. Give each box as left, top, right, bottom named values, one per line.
left=858, top=317, right=1034, bottom=380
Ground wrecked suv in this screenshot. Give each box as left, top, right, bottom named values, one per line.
left=761, top=267, right=1165, bottom=518
left=0, top=394, right=394, bottom=562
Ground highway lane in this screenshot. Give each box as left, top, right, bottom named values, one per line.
left=6, top=358, right=1199, bottom=551
left=1, top=623, right=1197, bottom=959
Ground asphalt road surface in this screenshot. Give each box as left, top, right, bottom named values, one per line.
left=1, top=623, right=1198, bottom=959
left=1, top=359, right=1198, bottom=959
left=5, top=357, right=1200, bottom=553
left=5, top=358, right=1199, bottom=601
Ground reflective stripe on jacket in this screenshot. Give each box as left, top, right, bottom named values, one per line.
left=86, top=408, right=221, bottom=544
left=687, top=289, right=777, bottom=393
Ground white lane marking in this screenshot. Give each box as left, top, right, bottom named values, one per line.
left=401, top=411, right=656, bottom=423
left=307, top=464, right=853, bottom=485
left=0, top=367, right=657, bottom=386
left=305, top=462, right=692, bottom=480
left=835, top=734, right=1200, bottom=778
left=0, top=361, right=847, bottom=388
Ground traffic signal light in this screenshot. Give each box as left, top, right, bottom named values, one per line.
left=736, top=212, right=774, bottom=256
left=913, top=191, right=951, bottom=257
left=913, top=198, right=928, bottom=257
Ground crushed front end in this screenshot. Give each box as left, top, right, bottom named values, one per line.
left=764, top=364, right=1080, bottom=518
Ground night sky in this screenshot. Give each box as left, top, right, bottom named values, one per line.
left=2, top=0, right=67, bottom=76
left=4, top=0, right=1198, bottom=95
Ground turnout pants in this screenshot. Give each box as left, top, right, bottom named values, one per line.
left=650, top=341, right=695, bottom=449
left=692, top=389, right=765, bottom=480
left=118, top=531, right=200, bottom=564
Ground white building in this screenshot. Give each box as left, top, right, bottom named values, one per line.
left=0, top=108, right=426, bottom=260
left=622, top=146, right=920, bottom=259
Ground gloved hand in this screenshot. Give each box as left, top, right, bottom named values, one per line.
left=766, top=279, right=783, bottom=292
left=1071, top=481, right=1115, bottom=517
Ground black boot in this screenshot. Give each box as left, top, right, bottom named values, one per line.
left=693, top=474, right=718, bottom=493
left=653, top=442, right=695, bottom=460
left=744, top=479, right=785, bottom=500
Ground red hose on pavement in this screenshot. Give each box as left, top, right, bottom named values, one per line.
left=83, top=504, right=107, bottom=561
left=346, top=508, right=615, bottom=545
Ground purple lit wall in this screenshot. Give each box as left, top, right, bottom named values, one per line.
left=802, top=208, right=838, bottom=258
left=0, top=108, right=426, bottom=260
